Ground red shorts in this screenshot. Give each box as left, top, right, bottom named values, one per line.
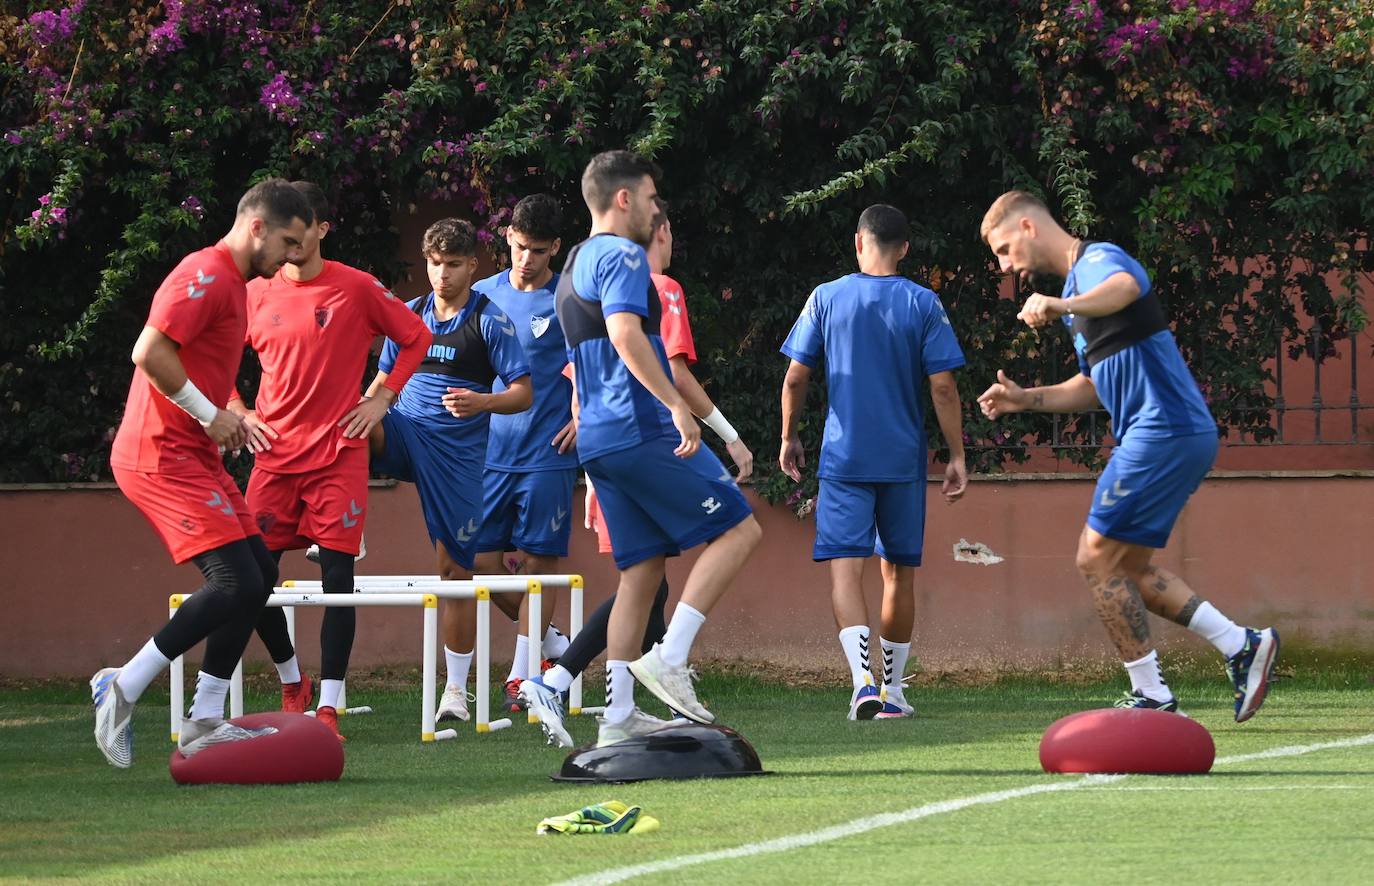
left=113, top=463, right=258, bottom=565
left=246, top=445, right=368, bottom=555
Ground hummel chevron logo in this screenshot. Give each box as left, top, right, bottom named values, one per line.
left=197, top=269, right=216, bottom=285
left=341, top=499, right=363, bottom=528
left=186, top=268, right=216, bottom=299
left=701, top=497, right=722, bottom=514
left=372, top=279, right=396, bottom=299
left=495, top=313, right=516, bottom=336
left=550, top=508, right=568, bottom=533
left=456, top=518, right=479, bottom=543
left=1099, top=481, right=1132, bottom=508
left=204, top=491, right=235, bottom=516
left=622, top=254, right=642, bottom=271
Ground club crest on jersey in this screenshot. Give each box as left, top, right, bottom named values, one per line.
left=315, top=307, right=332, bottom=329
left=530, top=314, right=552, bottom=338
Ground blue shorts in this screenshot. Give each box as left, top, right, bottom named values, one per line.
left=584, top=439, right=752, bottom=570
left=1088, top=431, right=1217, bottom=548
left=476, top=468, right=577, bottom=557
left=814, top=479, right=926, bottom=566
left=372, top=410, right=483, bottom=570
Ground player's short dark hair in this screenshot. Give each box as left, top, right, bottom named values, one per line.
left=581, top=150, right=661, bottom=214
left=651, top=196, right=670, bottom=235
left=290, top=180, right=333, bottom=226
left=510, top=194, right=562, bottom=241
left=422, top=218, right=478, bottom=258
left=857, top=204, right=909, bottom=250
left=237, top=178, right=313, bottom=228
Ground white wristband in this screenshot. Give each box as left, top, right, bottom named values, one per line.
left=702, top=406, right=739, bottom=444
left=167, top=379, right=219, bottom=427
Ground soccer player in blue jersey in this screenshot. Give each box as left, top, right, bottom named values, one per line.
left=367, top=218, right=532, bottom=724
left=470, top=194, right=577, bottom=711
left=548, top=150, right=761, bottom=748
left=976, top=190, right=1278, bottom=719
left=779, top=204, right=969, bottom=721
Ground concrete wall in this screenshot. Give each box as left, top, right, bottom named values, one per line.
left=2, top=474, right=1369, bottom=678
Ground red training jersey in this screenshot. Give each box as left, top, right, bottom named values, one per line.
left=653, top=273, right=697, bottom=364
left=111, top=242, right=248, bottom=475
left=244, top=260, right=430, bottom=474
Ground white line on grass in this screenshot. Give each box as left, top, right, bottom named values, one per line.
left=551, top=732, right=1374, bottom=886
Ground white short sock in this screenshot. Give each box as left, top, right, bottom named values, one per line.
left=116, top=638, right=171, bottom=703
left=543, top=664, right=574, bottom=694
left=880, top=637, right=911, bottom=688
left=274, top=655, right=301, bottom=685
left=659, top=603, right=706, bottom=668
left=188, top=671, right=229, bottom=721
left=318, top=678, right=344, bottom=711
left=543, top=624, right=570, bottom=659
left=507, top=636, right=530, bottom=683
left=1187, top=602, right=1248, bottom=658
left=1124, top=650, right=1172, bottom=702
left=604, top=660, right=634, bottom=724
left=838, top=625, right=874, bottom=689
left=445, top=646, right=473, bottom=690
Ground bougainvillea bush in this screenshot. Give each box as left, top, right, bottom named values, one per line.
left=2, top=0, right=1370, bottom=503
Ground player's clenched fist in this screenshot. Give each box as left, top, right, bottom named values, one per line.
left=977, top=370, right=1030, bottom=419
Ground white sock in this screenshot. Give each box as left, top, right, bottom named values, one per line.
left=188, top=671, right=229, bottom=721
left=318, top=678, right=344, bottom=710
left=1124, top=650, right=1172, bottom=702
left=838, top=625, right=874, bottom=689
left=880, top=637, right=911, bottom=688
left=543, top=624, right=570, bottom=659
left=543, top=664, right=574, bottom=693
left=507, top=636, right=530, bottom=683
left=274, top=655, right=301, bottom=685
left=1187, top=602, right=1248, bottom=658
left=116, top=638, right=171, bottom=703
left=445, top=646, right=473, bottom=690
left=604, top=660, right=634, bottom=724
left=659, top=603, right=706, bottom=667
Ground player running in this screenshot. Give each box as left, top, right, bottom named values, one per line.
left=230, top=181, right=431, bottom=740
left=976, top=190, right=1279, bottom=719
left=366, top=218, right=532, bottom=725
left=779, top=204, right=968, bottom=720
left=543, top=150, right=761, bottom=749
left=95, top=179, right=312, bottom=767
left=520, top=196, right=755, bottom=747
left=469, top=194, right=578, bottom=713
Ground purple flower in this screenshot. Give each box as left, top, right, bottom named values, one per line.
left=148, top=0, right=185, bottom=54
left=4, top=132, right=22, bottom=144
left=259, top=73, right=301, bottom=123
left=26, top=1, right=85, bottom=48
left=180, top=196, right=205, bottom=220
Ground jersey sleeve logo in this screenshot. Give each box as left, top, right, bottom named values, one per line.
left=186, top=268, right=216, bottom=300
left=619, top=245, right=643, bottom=270
left=494, top=312, right=516, bottom=336
left=530, top=314, right=552, bottom=338
left=372, top=278, right=396, bottom=299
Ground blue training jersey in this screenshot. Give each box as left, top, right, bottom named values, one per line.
left=1062, top=243, right=1215, bottom=441
left=474, top=270, right=576, bottom=473
left=379, top=293, right=530, bottom=446
left=555, top=234, right=675, bottom=462
left=781, top=273, right=965, bottom=482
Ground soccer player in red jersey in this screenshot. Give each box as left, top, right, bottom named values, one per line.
left=93, top=179, right=312, bottom=768
left=229, top=182, right=431, bottom=739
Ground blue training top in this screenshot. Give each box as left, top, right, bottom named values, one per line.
left=473, top=270, right=576, bottom=473
left=781, top=273, right=965, bottom=482
left=1062, top=243, right=1215, bottom=441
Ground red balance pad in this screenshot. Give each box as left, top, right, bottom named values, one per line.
left=170, top=712, right=344, bottom=785
left=1040, top=707, right=1215, bottom=775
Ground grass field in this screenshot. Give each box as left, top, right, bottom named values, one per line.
left=2, top=656, right=1372, bottom=884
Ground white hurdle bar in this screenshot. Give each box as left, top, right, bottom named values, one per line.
left=280, top=574, right=588, bottom=718
left=169, top=592, right=442, bottom=744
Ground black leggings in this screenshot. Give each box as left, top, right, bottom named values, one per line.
left=152, top=535, right=277, bottom=679
left=556, top=578, right=670, bottom=677
left=254, top=548, right=355, bottom=681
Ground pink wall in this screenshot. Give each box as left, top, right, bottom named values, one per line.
left=1, top=474, right=1369, bottom=679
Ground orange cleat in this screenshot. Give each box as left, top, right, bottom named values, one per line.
left=281, top=674, right=314, bottom=714
left=315, top=705, right=346, bottom=743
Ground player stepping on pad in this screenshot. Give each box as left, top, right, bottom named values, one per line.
left=848, top=682, right=883, bottom=721
left=1228, top=627, right=1279, bottom=722
left=91, top=667, right=136, bottom=769
left=520, top=676, right=574, bottom=748
left=178, top=717, right=278, bottom=757
left=629, top=645, right=713, bottom=724
left=315, top=705, right=346, bottom=742
left=436, top=685, right=471, bottom=722
left=1113, top=691, right=1179, bottom=712
left=596, top=708, right=671, bottom=748
left=281, top=674, right=314, bottom=714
